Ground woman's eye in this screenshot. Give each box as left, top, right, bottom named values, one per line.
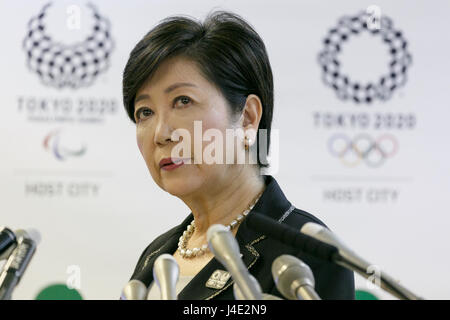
left=135, top=107, right=153, bottom=121
left=174, top=96, right=192, bottom=108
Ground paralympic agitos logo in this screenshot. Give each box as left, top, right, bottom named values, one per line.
left=23, top=2, right=114, bottom=89
left=43, top=129, right=87, bottom=161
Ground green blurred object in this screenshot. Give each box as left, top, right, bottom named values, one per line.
left=35, top=283, right=83, bottom=300
left=355, top=289, right=379, bottom=300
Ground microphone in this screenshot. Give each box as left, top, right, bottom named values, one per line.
left=121, top=279, right=148, bottom=300
left=301, top=222, right=422, bottom=300
left=246, top=212, right=339, bottom=262
left=152, top=254, right=179, bottom=300
left=0, top=229, right=41, bottom=300
left=271, top=254, right=321, bottom=300
left=207, top=224, right=263, bottom=300
left=233, top=275, right=283, bottom=300
left=247, top=213, right=422, bottom=300
left=0, top=227, right=17, bottom=260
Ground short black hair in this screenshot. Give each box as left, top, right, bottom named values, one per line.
left=122, top=10, right=274, bottom=168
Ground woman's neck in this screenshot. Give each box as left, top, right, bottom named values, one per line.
left=180, top=167, right=266, bottom=242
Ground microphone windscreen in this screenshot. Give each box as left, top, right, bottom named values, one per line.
left=271, top=254, right=316, bottom=300
left=206, top=224, right=229, bottom=243
left=121, top=279, right=148, bottom=300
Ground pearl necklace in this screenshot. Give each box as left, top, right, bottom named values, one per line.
left=178, top=192, right=263, bottom=259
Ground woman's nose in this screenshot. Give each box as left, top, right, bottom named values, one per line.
left=154, top=113, right=174, bottom=147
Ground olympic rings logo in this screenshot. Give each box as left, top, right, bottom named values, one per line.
left=327, top=133, right=398, bottom=167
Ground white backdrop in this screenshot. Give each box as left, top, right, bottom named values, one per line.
left=1, top=0, right=449, bottom=299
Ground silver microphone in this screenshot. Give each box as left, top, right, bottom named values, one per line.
left=272, top=254, right=321, bottom=300
left=121, top=279, right=148, bottom=300
left=300, top=222, right=422, bottom=300
left=207, top=224, right=263, bottom=300
left=152, top=254, right=179, bottom=300
left=0, top=229, right=41, bottom=300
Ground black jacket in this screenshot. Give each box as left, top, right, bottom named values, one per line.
left=129, top=175, right=355, bottom=300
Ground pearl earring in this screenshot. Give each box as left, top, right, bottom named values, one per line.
left=245, top=136, right=252, bottom=150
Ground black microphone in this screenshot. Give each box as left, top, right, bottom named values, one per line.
left=0, top=227, right=16, bottom=260
left=248, top=213, right=423, bottom=300
left=246, top=212, right=339, bottom=262
left=300, top=222, right=423, bottom=300
left=0, top=229, right=40, bottom=300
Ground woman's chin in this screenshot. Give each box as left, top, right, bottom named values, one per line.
left=164, top=184, right=197, bottom=198
left=159, top=170, right=201, bottom=196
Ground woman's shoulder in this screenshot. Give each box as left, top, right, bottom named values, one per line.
left=129, top=223, right=185, bottom=280
left=288, top=206, right=329, bottom=229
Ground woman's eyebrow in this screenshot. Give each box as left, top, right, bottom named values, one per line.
left=134, top=82, right=197, bottom=105
left=135, top=94, right=150, bottom=105
left=164, top=82, right=197, bottom=93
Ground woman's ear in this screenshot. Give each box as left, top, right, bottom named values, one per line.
left=242, top=94, right=263, bottom=142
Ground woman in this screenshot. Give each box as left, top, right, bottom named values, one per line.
left=123, top=11, right=354, bottom=300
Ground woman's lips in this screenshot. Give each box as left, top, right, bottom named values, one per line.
left=160, top=158, right=189, bottom=171
left=161, top=162, right=184, bottom=171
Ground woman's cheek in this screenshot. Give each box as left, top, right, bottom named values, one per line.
left=136, top=133, right=144, bottom=155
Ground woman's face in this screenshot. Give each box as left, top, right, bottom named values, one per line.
left=134, top=56, right=242, bottom=198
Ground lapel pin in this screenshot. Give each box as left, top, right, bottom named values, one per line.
left=205, top=269, right=231, bottom=290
